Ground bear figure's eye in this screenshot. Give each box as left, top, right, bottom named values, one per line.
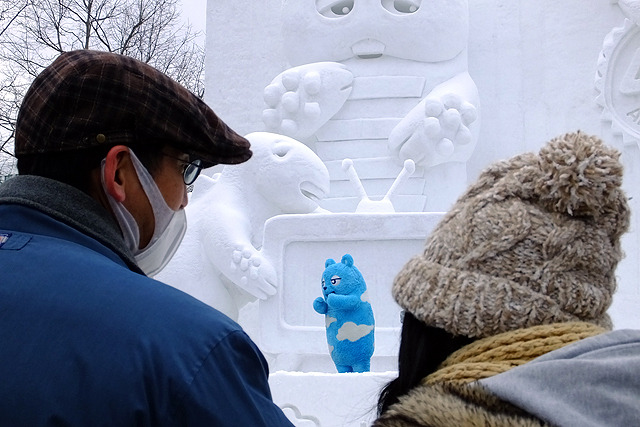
left=330, top=275, right=341, bottom=286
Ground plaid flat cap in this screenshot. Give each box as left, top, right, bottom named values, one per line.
left=15, top=50, right=251, bottom=168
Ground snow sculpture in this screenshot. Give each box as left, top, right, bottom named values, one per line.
left=155, top=132, right=330, bottom=320
left=596, top=0, right=640, bottom=147
left=594, top=0, right=640, bottom=334
left=313, top=254, right=375, bottom=373
left=342, top=158, right=415, bottom=213
left=263, top=0, right=480, bottom=212
left=619, top=0, right=640, bottom=23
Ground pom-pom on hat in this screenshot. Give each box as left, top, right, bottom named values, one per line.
left=15, top=50, right=251, bottom=168
left=393, top=132, right=630, bottom=338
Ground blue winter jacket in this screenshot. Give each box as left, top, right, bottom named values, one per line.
left=0, top=176, right=293, bottom=426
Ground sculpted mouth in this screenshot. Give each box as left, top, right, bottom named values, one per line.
left=300, top=181, right=327, bottom=202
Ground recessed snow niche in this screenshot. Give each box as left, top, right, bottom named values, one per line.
left=259, top=211, right=441, bottom=373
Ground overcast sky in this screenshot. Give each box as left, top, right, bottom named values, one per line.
left=181, top=0, right=207, bottom=43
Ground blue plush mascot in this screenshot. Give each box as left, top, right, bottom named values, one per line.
left=313, top=254, right=375, bottom=373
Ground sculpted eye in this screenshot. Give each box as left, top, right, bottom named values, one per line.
left=382, top=0, right=420, bottom=14
left=330, top=275, right=341, bottom=285
left=317, top=0, right=354, bottom=17
left=273, top=143, right=290, bottom=158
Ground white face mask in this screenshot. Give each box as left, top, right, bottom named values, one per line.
left=101, top=150, right=187, bottom=277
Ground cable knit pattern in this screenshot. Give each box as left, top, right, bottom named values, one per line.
left=424, top=322, right=605, bottom=385
left=392, top=132, right=630, bottom=338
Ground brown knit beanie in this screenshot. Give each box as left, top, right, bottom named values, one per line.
left=393, top=131, right=630, bottom=338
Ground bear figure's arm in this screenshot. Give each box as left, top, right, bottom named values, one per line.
left=313, top=297, right=328, bottom=314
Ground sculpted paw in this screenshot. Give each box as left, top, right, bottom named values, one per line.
left=230, top=246, right=277, bottom=300
left=389, top=93, right=478, bottom=167
left=263, top=62, right=353, bottom=139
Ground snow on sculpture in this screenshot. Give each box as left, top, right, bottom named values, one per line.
left=596, top=0, right=640, bottom=148
left=155, top=132, right=330, bottom=320
left=263, top=0, right=480, bottom=213
left=619, top=0, right=640, bottom=23
left=342, top=158, right=415, bottom=213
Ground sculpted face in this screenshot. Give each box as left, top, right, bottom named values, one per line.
left=245, top=132, right=330, bottom=214
left=281, top=0, right=469, bottom=65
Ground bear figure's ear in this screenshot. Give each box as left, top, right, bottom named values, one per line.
left=325, top=258, right=336, bottom=267
left=341, top=254, right=354, bottom=267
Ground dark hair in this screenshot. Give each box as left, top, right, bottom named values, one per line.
left=377, top=312, right=475, bottom=416
left=17, top=143, right=166, bottom=194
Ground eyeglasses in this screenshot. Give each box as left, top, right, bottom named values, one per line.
left=162, top=153, right=204, bottom=185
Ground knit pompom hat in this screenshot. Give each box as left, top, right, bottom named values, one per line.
left=393, top=132, right=630, bottom=338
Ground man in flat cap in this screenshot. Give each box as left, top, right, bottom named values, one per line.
left=0, top=50, right=294, bottom=426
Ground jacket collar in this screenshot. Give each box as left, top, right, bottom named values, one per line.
left=0, top=175, right=142, bottom=273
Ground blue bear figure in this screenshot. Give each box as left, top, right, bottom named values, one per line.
left=313, top=254, right=375, bottom=373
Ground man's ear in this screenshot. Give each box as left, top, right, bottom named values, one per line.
left=103, top=145, right=132, bottom=203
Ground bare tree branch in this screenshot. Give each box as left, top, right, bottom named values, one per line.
left=0, top=0, right=205, bottom=176
left=0, top=2, right=28, bottom=38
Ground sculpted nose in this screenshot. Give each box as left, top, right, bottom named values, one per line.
left=351, top=39, right=385, bottom=59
